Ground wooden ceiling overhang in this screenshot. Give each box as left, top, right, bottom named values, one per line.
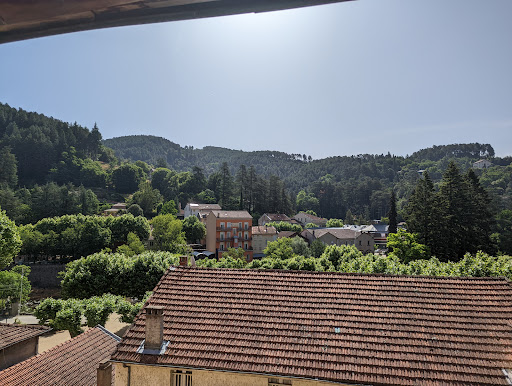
left=0, top=0, right=353, bottom=44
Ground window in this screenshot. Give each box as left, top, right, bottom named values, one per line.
left=244, top=222, right=249, bottom=230
left=359, top=240, right=362, bottom=246
left=244, top=232, right=248, bottom=240
left=220, top=244, right=224, bottom=251
left=244, top=243, right=248, bottom=249
left=173, top=371, right=192, bottom=386
left=227, top=222, right=232, bottom=228
left=238, top=232, right=241, bottom=238
left=227, top=232, right=231, bottom=238
left=239, top=222, right=242, bottom=228
left=268, top=378, right=291, bottom=385
left=220, top=232, right=224, bottom=241
left=220, top=222, right=224, bottom=229
left=227, top=242, right=230, bottom=248
left=368, top=240, right=370, bottom=246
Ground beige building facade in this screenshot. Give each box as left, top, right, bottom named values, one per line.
left=251, top=225, right=277, bottom=254
left=113, top=363, right=349, bottom=386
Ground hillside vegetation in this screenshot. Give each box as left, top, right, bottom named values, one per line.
left=1, top=103, right=512, bottom=256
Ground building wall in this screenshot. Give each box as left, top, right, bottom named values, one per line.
left=0, top=337, right=38, bottom=370
left=205, top=213, right=217, bottom=254
left=316, top=233, right=374, bottom=254
left=206, top=213, right=253, bottom=261
left=258, top=214, right=270, bottom=226
left=355, top=232, right=374, bottom=254
left=24, top=264, right=66, bottom=289
left=113, top=363, right=349, bottom=386
left=473, top=160, right=492, bottom=169
left=252, top=233, right=277, bottom=254
left=294, top=213, right=326, bottom=227
left=318, top=233, right=345, bottom=246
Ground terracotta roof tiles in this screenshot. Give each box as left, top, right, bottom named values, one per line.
left=262, top=213, right=291, bottom=222
left=210, top=210, right=252, bottom=219
left=252, top=226, right=277, bottom=235
left=0, top=323, right=50, bottom=350
left=111, top=267, right=512, bottom=386
left=0, top=325, right=120, bottom=386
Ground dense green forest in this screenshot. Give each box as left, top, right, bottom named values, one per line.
left=2, top=102, right=512, bottom=257
left=105, top=134, right=512, bottom=222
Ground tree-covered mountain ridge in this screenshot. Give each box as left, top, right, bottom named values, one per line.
left=103, top=134, right=503, bottom=189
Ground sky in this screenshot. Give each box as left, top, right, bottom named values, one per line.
left=1, top=0, right=511, bottom=160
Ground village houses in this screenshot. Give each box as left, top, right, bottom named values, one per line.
left=292, top=211, right=328, bottom=227
left=183, top=203, right=221, bottom=220
left=258, top=213, right=292, bottom=226
left=301, top=228, right=374, bottom=254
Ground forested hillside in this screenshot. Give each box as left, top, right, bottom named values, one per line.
left=2, top=103, right=512, bottom=255
left=104, top=134, right=512, bottom=218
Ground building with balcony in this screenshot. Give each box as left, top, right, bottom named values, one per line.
left=205, top=210, right=253, bottom=261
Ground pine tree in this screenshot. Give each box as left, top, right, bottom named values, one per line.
left=387, top=190, right=398, bottom=234
left=406, top=171, right=438, bottom=254
left=437, top=162, right=470, bottom=260
left=345, top=209, right=354, bottom=225
left=464, top=169, right=495, bottom=254
left=236, top=164, right=248, bottom=210
left=219, top=162, right=235, bottom=209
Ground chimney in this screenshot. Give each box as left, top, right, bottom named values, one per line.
left=145, top=306, right=164, bottom=351
left=96, top=360, right=112, bottom=386
left=179, top=255, right=188, bottom=267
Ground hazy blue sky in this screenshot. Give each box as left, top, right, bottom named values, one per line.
left=1, top=0, right=511, bottom=159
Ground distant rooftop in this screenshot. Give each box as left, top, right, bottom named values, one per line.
left=0, top=324, right=50, bottom=351
left=261, top=213, right=291, bottom=222
left=188, top=203, right=221, bottom=209
left=251, top=225, right=277, bottom=235
left=209, top=210, right=252, bottom=219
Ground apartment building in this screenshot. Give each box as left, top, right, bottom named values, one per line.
left=205, top=210, right=253, bottom=261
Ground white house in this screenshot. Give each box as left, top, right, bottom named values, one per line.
left=183, top=203, right=221, bottom=218
left=473, top=159, right=492, bottom=169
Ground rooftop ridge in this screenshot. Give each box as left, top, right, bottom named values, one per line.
left=96, top=324, right=121, bottom=342
left=169, top=265, right=512, bottom=282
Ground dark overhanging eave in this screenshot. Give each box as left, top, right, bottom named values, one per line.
left=0, top=0, right=354, bottom=44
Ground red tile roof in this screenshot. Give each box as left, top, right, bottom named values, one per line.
left=252, top=226, right=277, bottom=235
left=111, top=267, right=512, bottom=386
left=307, top=228, right=361, bottom=240
left=0, top=323, right=50, bottom=350
left=262, top=213, right=291, bottom=222
left=0, top=326, right=120, bottom=386
left=277, top=231, right=299, bottom=239
left=293, top=211, right=328, bottom=224
left=210, top=210, right=252, bottom=219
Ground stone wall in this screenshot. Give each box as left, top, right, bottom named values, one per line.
left=26, top=264, right=66, bottom=289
